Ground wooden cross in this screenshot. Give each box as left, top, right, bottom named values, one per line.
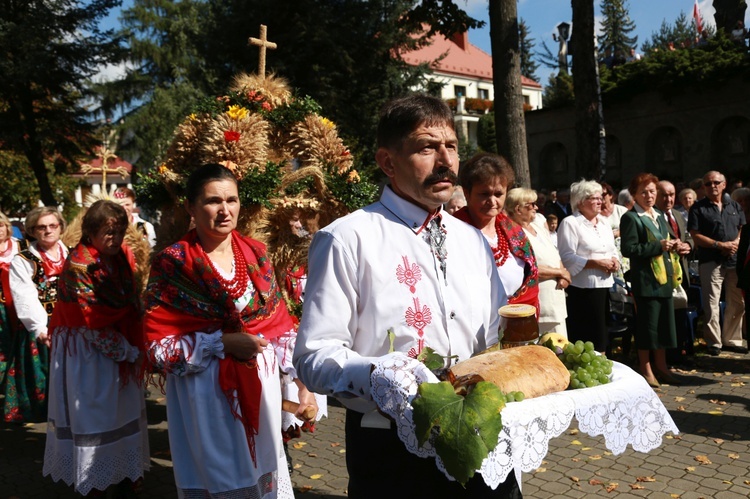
left=80, top=130, right=128, bottom=195
left=248, top=24, right=277, bottom=78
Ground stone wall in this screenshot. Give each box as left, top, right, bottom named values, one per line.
left=525, top=77, right=750, bottom=190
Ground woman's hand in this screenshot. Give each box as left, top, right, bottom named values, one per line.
left=591, top=258, right=619, bottom=274
left=556, top=267, right=571, bottom=289
left=37, top=332, right=51, bottom=348
left=222, top=333, right=269, bottom=361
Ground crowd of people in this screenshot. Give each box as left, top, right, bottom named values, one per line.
left=0, top=94, right=747, bottom=498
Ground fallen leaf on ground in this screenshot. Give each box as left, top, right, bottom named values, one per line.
left=728, top=453, right=740, bottom=459
left=722, top=480, right=733, bottom=484
left=630, top=484, right=645, bottom=490
left=535, top=467, right=547, bottom=473
left=713, top=438, right=724, bottom=444
left=713, top=373, right=723, bottom=377
left=569, top=476, right=579, bottom=483
left=744, top=480, right=750, bottom=485
left=687, top=389, right=696, bottom=394
left=724, top=371, right=732, bottom=375
left=292, top=442, right=307, bottom=449
left=603, top=451, right=612, bottom=456
left=571, top=458, right=580, bottom=462
left=571, top=440, right=582, bottom=445
left=636, top=476, right=656, bottom=482
left=569, top=429, right=579, bottom=435
left=308, top=453, right=318, bottom=457
left=301, top=485, right=313, bottom=491
left=582, top=446, right=592, bottom=450
left=588, top=455, right=602, bottom=460
left=685, top=466, right=695, bottom=472
left=677, top=406, right=686, bottom=411
left=310, top=474, right=323, bottom=480
left=338, top=449, right=346, bottom=453
left=605, top=483, right=619, bottom=493
left=589, top=479, right=603, bottom=485
left=294, top=464, right=302, bottom=469
left=330, top=442, right=341, bottom=447
left=731, top=383, right=745, bottom=387
left=707, top=410, right=723, bottom=415
left=694, top=455, right=712, bottom=464
left=697, top=428, right=709, bottom=434
left=669, top=494, right=680, bottom=498
left=674, top=396, right=685, bottom=402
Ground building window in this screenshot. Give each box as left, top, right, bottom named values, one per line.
left=454, top=85, right=467, bottom=98
left=478, top=88, right=489, bottom=100
left=523, top=95, right=530, bottom=105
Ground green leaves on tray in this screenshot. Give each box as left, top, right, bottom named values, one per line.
left=412, top=380, right=506, bottom=486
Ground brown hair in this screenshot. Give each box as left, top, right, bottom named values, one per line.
left=628, top=173, right=660, bottom=197
left=81, top=200, right=128, bottom=243
left=459, top=153, right=515, bottom=195
left=377, top=95, right=455, bottom=150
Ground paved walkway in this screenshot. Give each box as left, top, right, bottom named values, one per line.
left=1, top=351, right=749, bottom=498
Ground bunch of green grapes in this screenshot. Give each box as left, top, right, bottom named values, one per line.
left=502, top=391, right=525, bottom=403
left=562, top=340, right=614, bottom=389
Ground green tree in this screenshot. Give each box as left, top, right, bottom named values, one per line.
left=597, top=0, right=638, bottom=56
left=641, top=12, right=696, bottom=53
left=96, top=0, right=213, bottom=170
left=476, top=114, right=498, bottom=153
left=519, top=18, right=540, bottom=82
left=0, top=0, right=123, bottom=206
left=542, top=72, right=575, bottom=108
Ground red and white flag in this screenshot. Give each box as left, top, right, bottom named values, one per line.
left=693, top=0, right=703, bottom=33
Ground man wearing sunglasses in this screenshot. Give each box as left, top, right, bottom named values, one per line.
left=688, top=171, right=746, bottom=356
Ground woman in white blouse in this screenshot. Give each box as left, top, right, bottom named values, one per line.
left=6, top=207, right=68, bottom=422
left=506, top=188, right=571, bottom=337
left=558, top=180, right=620, bottom=352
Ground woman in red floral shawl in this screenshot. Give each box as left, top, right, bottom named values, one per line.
left=452, top=153, right=539, bottom=313
left=144, top=164, right=316, bottom=498
left=43, top=200, right=149, bottom=497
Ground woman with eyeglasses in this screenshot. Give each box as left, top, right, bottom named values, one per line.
left=558, top=180, right=620, bottom=352
left=4, top=207, right=67, bottom=422
left=453, top=153, right=539, bottom=311
left=506, top=188, right=571, bottom=337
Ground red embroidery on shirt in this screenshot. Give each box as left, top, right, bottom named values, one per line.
left=396, top=256, right=422, bottom=293
left=405, top=297, right=432, bottom=354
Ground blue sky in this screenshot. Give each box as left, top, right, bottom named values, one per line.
left=464, top=0, right=722, bottom=85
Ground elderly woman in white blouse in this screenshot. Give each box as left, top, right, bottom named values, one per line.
left=506, top=188, right=571, bottom=337
left=558, top=180, right=620, bottom=352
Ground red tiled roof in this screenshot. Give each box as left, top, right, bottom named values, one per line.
left=402, top=31, right=542, bottom=89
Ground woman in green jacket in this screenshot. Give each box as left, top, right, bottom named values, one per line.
left=620, top=173, right=689, bottom=388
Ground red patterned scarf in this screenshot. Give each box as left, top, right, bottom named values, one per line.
left=144, top=229, right=293, bottom=465
left=49, top=242, right=144, bottom=385
left=453, top=208, right=539, bottom=313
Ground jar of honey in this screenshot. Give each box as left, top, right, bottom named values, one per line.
left=498, top=304, right=539, bottom=349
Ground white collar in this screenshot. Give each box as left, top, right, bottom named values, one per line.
left=380, top=185, right=442, bottom=235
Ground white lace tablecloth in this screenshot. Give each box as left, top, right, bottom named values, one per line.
left=370, top=354, right=679, bottom=489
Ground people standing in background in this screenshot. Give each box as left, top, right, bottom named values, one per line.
left=550, top=188, right=572, bottom=221
left=546, top=213, right=559, bottom=248
left=558, top=180, right=620, bottom=352
left=600, top=182, right=629, bottom=238
left=507, top=188, right=570, bottom=337
left=444, top=185, right=467, bottom=215
left=620, top=174, right=682, bottom=388
left=688, top=171, right=746, bottom=356
left=114, top=187, right=156, bottom=248
left=676, top=188, right=697, bottom=219
left=5, top=207, right=68, bottom=422
left=43, top=200, right=149, bottom=496
left=618, top=188, right=635, bottom=210
left=0, top=212, right=24, bottom=386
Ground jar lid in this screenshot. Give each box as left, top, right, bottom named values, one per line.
left=498, top=303, right=536, bottom=318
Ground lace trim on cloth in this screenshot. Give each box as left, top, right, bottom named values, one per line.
left=371, top=356, right=679, bottom=490
left=179, top=470, right=289, bottom=499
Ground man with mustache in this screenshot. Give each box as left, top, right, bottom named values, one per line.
left=294, top=95, right=517, bottom=497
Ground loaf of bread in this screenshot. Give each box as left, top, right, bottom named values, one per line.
left=449, top=345, right=569, bottom=399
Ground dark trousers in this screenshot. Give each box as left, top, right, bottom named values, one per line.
left=566, top=286, right=609, bottom=351
left=345, top=409, right=522, bottom=499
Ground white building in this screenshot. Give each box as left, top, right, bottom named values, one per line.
left=402, top=31, right=543, bottom=146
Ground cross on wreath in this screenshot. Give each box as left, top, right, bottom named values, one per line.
left=248, top=24, right=277, bottom=78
